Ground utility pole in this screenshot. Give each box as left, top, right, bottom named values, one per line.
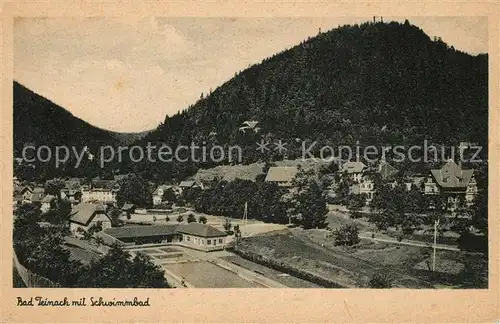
left=432, top=218, right=439, bottom=272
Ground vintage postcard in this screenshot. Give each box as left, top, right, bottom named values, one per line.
left=1, top=1, right=499, bottom=322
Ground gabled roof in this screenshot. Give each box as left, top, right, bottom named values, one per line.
left=41, top=194, right=56, bottom=204
left=265, top=166, right=299, bottom=183
left=91, top=179, right=118, bottom=190
left=30, top=188, right=46, bottom=203
left=70, top=202, right=107, bottom=226
left=103, top=225, right=179, bottom=239
left=429, top=159, right=474, bottom=189
left=179, top=180, right=195, bottom=188
left=378, top=161, right=399, bottom=180
left=177, top=223, right=227, bottom=238
left=341, top=161, right=367, bottom=174
left=153, top=185, right=173, bottom=195
left=14, top=185, right=33, bottom=195
left=121, top=203, right=135, bottom=211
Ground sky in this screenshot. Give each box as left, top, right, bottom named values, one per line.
left=14, top=17, right=488, bottom=133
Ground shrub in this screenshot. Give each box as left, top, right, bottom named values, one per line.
left=176, top=215, right=184, bottom=223
left=369, top=272, right=393, bottom=288
left=198, top=215, right=207, bottom=224
left=187, top=213, right=197, bottom=223
left=332, top=223, right=360, bottom=246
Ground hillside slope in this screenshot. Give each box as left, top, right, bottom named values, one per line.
left=13, top=81, right=149, bottom=154
left=143, top=21, right=488, bottom=150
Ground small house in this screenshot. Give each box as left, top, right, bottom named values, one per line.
left=69, top=202, right=111, bottom=235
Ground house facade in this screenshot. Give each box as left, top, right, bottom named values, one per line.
left=81, top=180, right=119, bottom=204
left=177, top=223, right=227, bottom=251
left=69, top=202, right=112, bottom=235
left=341, top=162, right=367, bottom=182
left=424, top=159, right=478, bottom=209
left=152, top=185, right=176, bottom=206
left=102, top=223, right=227, bottom=251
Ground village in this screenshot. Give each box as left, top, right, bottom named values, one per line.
left=13, top=154, right=487, bottom=289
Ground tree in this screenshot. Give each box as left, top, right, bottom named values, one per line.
left=369, top=272, right=393, bottom=288
left=332, top=223, right=360, bottom=246
left=291, top=181, right=329, bottom=229
left=77, top=245, right=169, bottom=288
left=176, top=215, right=184, bottom=223
left=165, top=216, right=170, bottom=222
left=44, top=179, right=65, bottom=199
left=223, top=217, right=232, bottom=232
left=108, top=207, right=123, bottom=227
left=162, top=187, right=177, bottom=203
left=116, top=174, right=152, bottom=208
left=347, top=194, right=366, bottom=218
left=187, top=213, right=197, bottom=223
left=198, top=215, right=207, bottom=224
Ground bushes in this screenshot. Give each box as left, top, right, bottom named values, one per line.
left=332, top=224, right=360, bottom=246
left=231, top=248, right=345, bottom=288
left=369, top=272, right=393, bottom=288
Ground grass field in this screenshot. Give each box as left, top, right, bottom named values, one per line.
left=164, top=261, right=265, bottom=288
left=236, top=228, right=488, bottom=288
left=222, top=255, right=321, bottom=288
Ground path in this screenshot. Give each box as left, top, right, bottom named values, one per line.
left=359, top=235, right=460, bottom=251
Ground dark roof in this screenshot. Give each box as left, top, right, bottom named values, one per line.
left=430, top=160, right=474, bottom=189
left=103, top=225, right=179, bottom=239
left=177, top=223, right=227, bottom=238
left=121, top=203, right=135, bottom=211
left=70, top=202, right=108, bottom=225
left=91, top=179, right=118, bottom=190
left=378, top=161, right=399, bottom=180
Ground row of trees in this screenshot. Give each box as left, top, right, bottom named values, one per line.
left=172, top=168, right=330, bottom=230
left=13, top=204, right=169, bottom=288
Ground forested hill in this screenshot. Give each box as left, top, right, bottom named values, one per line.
left=143, top=20, right=488, bottom=149
left=13, top=81, right=149, bottom=155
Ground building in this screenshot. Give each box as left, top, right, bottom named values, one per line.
left=424, top=159, right=478, bottom=208
left=40, top=194, right=56, bottom=213
left=377, top=160, right=399, bottom=181
left=14, top=185, right=33, bottom=203
left=102, top=223, right=228, bottom=251
left=264, top=166, right=299, bottom=188
left=153, top=185, right=174, bottom=206
left=28, top=187, right=45, bottom=204
left=405, top=176, right=426, bottom=192
left=69, top=202, right=112, bottom=235
left=358, top=174, right=375, bottom=203
left=176, top=223, right=227, bottom=251
left=103, top=225, right=181, bottom=245
left=81, top=179, right=120, bottom=204
left=121, top=203, right=136, bottom=217
left=341, top=161, right=367, bottom=182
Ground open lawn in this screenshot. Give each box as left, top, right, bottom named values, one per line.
left=236, top=228, right=488, bottom=288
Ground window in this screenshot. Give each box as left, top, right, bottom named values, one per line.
left=207, top=239, right=211, bottom=245
left=219, top=239, right=223, bottom=244
left=186, top=235, right=190, bottom=241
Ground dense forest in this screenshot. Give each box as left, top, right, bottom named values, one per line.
left=13, top=81, right=149, bottom=154
left=14, top=20, right=488, bottom=181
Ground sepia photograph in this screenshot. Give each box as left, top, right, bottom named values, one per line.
left=11, top=15, right=490, bottom=291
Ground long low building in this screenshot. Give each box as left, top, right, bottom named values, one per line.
left=102, top=223, right=228, bottom=251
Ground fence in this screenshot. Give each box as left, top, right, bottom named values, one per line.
left=13, top=250, right=59, bottom=288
